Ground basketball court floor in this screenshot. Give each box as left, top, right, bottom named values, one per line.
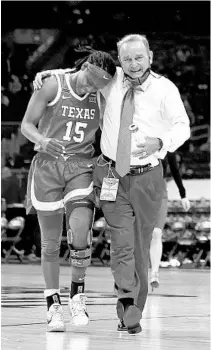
left=1, top=264, right=210, bottom=350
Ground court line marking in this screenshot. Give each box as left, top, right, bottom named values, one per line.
left=2, top=314, right=210, bottom=327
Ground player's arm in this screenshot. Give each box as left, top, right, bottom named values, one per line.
left=33, top=68, right=74, bottom=90
left=21, top=76, right=64, bottom=158
left=167, top=152, right=190, bottom=211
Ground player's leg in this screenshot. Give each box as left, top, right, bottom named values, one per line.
left=63, top=159, right=95, bottom=326
left=150, top=189, right=168, bottom=290
left=28, top=154, right=65, bottom=331
left=150, top=228, right=162, bottom=288
left=38, top=212, right=65, bottom=332
left=65, top=201, right=94, bottom=326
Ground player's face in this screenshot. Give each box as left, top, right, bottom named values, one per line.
left=119, top=41, right=152, bottom=79
left=76, top=69, right=108, bottom=95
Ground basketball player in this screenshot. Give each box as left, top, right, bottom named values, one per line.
left=150, top=151, right=190, bottom=290
left=21, top=51, right=116, bottom=332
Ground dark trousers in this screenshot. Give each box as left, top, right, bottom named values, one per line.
left=93, top=161, right=165, bottom=316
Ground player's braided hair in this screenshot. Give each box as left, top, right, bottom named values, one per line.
left=74, top=46, right=116, bottom=77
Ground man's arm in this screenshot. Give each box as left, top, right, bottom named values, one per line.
left=161, top=82, right=190, bottom=153
left=21, top=76, right=64, bottom=158
left=97, top=91, right=107, bottom=130
left=134, top=82, right=190, bottom=159
left=167, top=152, right=186, bottom=198
left=33, top=68, right=75, bottom=90
left=167, top=152, right=191, bottom=211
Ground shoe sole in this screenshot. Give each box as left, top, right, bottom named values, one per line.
left=123, top=305, right=141, bottom=329
left=117, top=301, right=142, bottom=334
left=128, top=323, right=142, bottom=335
left=117, top=325, right=127, bottom=331
left=70, top=315, right=89, bottom=327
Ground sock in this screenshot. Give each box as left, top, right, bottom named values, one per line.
left=119, top=298, right=134, bottom=309
left=70, top=281, right=85, bottom=298
left=46, top=293, right=61, bottom=310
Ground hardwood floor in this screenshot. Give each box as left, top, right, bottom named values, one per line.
left=1, top=264, right=210, bottom=350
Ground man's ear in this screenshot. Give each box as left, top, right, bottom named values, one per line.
left=118, top=55, right=122, bottom=64
left=149, top=51, right=153, bottom=65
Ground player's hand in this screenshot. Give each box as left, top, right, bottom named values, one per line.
left=181, top=197, right=191, bottom=212
left=33, top=70, right=52, bottom=90
left=132, top=137, right=160, bottom=159
left=39, top=138, right=66, bottom=158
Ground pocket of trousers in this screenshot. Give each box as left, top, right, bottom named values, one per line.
left=146, top=167, right=165, bottom=202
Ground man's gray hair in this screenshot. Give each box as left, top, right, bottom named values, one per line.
left=117, top=34, right=150, bottom=55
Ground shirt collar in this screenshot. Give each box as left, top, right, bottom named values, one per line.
left=122, top=69, right=153, bottom=92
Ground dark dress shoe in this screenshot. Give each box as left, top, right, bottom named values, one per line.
left=117, top=319, right=127, bottom=331
left=123, top=305, right=142, bottom=334
left=127, top=323, right=142, bottom=334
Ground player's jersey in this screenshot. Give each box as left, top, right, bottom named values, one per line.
left=35, top=73, right=100, bottom=158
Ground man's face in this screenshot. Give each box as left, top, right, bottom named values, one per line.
left=77, top=69, right=109, bottom=95
left=119, top=41, right=152, bottom=79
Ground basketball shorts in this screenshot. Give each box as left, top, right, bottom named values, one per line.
left=26, top=153, right=96, bottom=215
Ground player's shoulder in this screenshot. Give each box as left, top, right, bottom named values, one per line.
left=43, top=75, right=58, bottom=86
left=34, top=75, right=59, bottom=104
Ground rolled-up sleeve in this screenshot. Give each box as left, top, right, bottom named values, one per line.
left=161, top=83, right=191, bottom=152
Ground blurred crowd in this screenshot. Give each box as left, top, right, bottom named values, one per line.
left=2, top=33, right=209, bottom=125
left=1, top=31, right=210, bottom=266
left=1, top=32, right=210, bottom=180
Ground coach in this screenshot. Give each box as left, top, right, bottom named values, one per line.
left=93, top=34, right=190, bottom=334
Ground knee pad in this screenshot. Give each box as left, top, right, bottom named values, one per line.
left=67, top=228, right=92, bottom=267
left=66, top=199, right=94, bottom=246
left=41, top=239, right=60, bottom=262
left=65, top=200, right=95, bottom=267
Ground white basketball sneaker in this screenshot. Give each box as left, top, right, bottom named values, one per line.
left=68, top=293, right=89, bottom=326
left=46, top=303, right=66, bottom=332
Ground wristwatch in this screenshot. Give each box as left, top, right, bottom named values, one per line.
left=158, top=138, right=163, bottom=151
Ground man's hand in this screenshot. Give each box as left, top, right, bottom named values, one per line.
left=132, top=137, right=160, bottom=159
left=33, top=70, right=52, bottom=90
left=39, top=138, right=66, bottom=158
left=181, top=197, right=191, bottom=212
left=33, top=68, right=73, bottom=90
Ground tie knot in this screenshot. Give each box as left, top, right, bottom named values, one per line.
left=131, top=84, right=143, bottom=92
left=126, top=83, right=143, bottom=94
left=124, top=68, right=150, bottom=91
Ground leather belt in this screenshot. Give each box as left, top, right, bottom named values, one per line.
left=102, top=155, right=157, bottom=175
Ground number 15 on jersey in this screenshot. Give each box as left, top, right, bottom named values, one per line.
left=63, top=121, right=88, bottom=143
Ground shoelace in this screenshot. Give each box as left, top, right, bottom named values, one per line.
left=50, top=305, right=63, bottom=322
left=71, top=297, right=86, bottom=316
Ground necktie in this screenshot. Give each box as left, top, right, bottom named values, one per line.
left=115, top=86, right=135, bottom=177
left=115, top=70, right=150, bottom=177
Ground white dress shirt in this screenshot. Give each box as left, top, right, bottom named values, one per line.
left=100, top=67, right=190, bottom=166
